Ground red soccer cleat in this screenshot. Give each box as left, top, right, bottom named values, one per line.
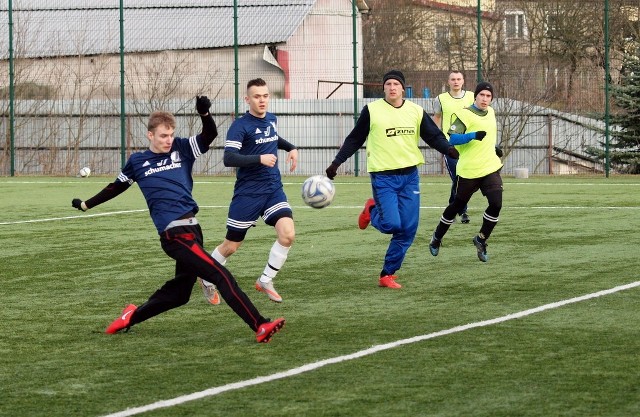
left=358, top=198, right=375, bottom=229
left=105, top=304, right=137, bottom=334
left=256, top=318, right=286, bottom=343
left=378, top=275, right=402, bottom=289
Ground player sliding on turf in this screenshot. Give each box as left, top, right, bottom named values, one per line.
left=71, top=96, right=284, bottom=343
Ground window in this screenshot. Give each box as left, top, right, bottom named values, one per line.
left=435, top=25, right=464, bottom=53
left=435, top=26, right=450, bottom=53
left=546, top=13, right=561, bottom=36
left=504, top=10, right=527, bottom=39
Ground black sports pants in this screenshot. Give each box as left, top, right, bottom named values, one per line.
left=131, top=222, right=267, bottom=331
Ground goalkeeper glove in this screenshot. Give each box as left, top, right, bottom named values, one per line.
left=72, top=198, right=88, bottom=212
left=196, top=95, right=211, bottom=115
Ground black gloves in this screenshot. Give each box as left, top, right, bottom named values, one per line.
left=196, top=95, right=211, bottom=115
left=475, top=131, right=487, bottom=141
left=325, top=163, right=339, bottom=180
left=495, top=146, right=504, bottom=158
left=447, top=147, right=459, bottom=159
left=72, top=198, right=86, bottom=211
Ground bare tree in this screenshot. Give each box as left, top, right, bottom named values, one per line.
left=497, top=0, right=632, bottom=113
left=362, top=0, right=501, bottom=97
left=124, top=50, right=229, bottom=174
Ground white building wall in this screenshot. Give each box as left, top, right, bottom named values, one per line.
left=282, top=0, right=364, bottom=99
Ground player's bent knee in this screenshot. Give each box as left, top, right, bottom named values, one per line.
left=486, top=192, right=502, bottom=216
left=278, top=227, right=296, bottom=246
left=279, top=235, right=295, bottom=247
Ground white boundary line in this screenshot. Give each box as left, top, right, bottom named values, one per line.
left=102, top=281, right=640, bottom=417
left=2, top=204, right=639, bottom=226
left=0, top=210, right=147, bottom=225
left=1, top=180, right=639, bottom=187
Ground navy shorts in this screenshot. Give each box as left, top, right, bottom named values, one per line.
left=226, top=188, right=292, bottom=233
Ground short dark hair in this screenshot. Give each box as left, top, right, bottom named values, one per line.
left=247, top=78, right=267, bottom=90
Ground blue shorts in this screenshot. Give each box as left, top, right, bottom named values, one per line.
left=226, top=188, right=292, bottom=234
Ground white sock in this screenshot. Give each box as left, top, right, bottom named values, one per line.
left=201, top=248, right=227, bottom=289
left=259, top=241, right=290, bottom=283
left=211, top=247, right=227, bottom=266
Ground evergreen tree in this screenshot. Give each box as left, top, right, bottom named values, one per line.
left=589, top=53, right=640, bottom=173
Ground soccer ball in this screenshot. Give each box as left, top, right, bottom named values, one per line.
left=79, top=167, right=91, bottom=177
left=301, top=175, right=335, bottom=209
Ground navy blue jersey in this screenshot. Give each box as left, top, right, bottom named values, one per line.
left=117, top=135, right=206, bottom=233
left=225, top=111, right=282, bottom=194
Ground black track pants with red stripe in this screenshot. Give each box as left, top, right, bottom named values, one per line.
left=130, top=223, right=268, bottom=332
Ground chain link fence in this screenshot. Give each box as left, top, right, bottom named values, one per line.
left=2, top=0, right=632, bottom=176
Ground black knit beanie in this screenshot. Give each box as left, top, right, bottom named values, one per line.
left=383, top=70, right=405, bottom=88
left=474, top=81, right=494, bottom=98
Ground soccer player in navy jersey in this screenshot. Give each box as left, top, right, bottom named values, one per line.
left=198, top=78, right=298, bottom=304
left=71, top=96, right=285, bottom=343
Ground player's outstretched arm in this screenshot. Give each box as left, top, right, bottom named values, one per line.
left=71, top=181, right=131, bottom=211
left=449, top=131, right=485, bottom=145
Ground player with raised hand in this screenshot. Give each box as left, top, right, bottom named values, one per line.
left=71, top=95, right=285, bottom=343
left=198, top=78, right=298, bottom=304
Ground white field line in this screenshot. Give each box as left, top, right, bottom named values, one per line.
left=2, top=204, right=639, bottom=226
left=1, top=180, right=640, bottom=188
left=0, top=210, right=148, bottom=225
left=101, top=281, right=640, bottom=417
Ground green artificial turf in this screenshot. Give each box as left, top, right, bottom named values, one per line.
left=1, top=175, right=638, bottom=417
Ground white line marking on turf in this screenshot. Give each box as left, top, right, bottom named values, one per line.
left=3, top=204, right=639, bottom=226
left=2, top=180, right=639, bottom=187
left=101, top=281, right=640, bottom=417
left=0, top=210, right=148, bottom=225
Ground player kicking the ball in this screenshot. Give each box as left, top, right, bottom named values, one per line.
left=198, top=78, right=298, bottom=304
left=71, top=96, right=284, bottom=343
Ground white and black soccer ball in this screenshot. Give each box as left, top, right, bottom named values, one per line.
left=301, top=175, right=335, bottom=209
left=79, top=167, right=91, bottom=178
